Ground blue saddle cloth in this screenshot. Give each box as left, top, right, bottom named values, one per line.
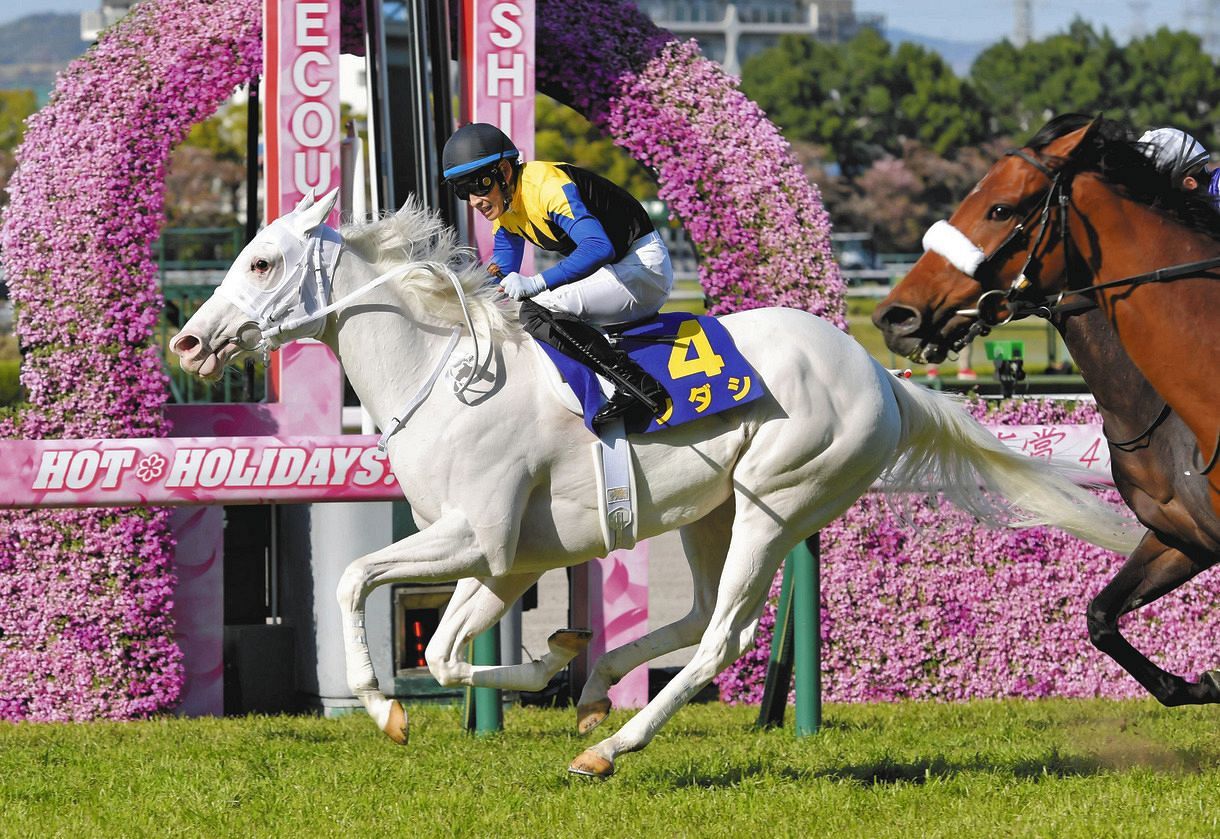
left=538, top=312, right=765, bottom=434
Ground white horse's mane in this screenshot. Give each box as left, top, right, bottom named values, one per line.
left=339, top=199, right=521, bottom=339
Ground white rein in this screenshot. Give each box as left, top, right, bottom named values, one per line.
left=218, top=221, right=484, bottom=452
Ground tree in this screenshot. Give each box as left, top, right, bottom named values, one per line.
left=1114, top=27, right=1220, bottom=151
left=971, top=20, right=1220, bottom=146
left=797, top=138, right=1000, bottom=253
left=534, top=95, right=658, bottom=200
left=740, top=29, right=990, bottom=175
left=0, top=90, right=38, bottom=211
left=166, top=100, right=251, bottom=227
left=972, top=19, right=1127, bottom=138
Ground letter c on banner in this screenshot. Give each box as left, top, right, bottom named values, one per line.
left=292, top=51, right=333, bottom=97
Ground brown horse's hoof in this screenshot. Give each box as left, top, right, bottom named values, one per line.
left=576, top=698, right=612, bottom=735
left=568, top=748, right=615, bottom=779
left=548, top=628, right=593, bottom=656
left=382, top=700, right=409, bottom=746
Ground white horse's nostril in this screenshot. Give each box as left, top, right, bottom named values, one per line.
left=171, top=333, right=201, bottom=356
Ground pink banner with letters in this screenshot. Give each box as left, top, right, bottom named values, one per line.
left=988, top=423, right=1115, bottom=484
left=0, top=434, right=402, bottom=508
left=461, top=0, right=534, bottom=265
left=265, top=0, right=341, bottom=224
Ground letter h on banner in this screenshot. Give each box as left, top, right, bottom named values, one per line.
left=459, top=0, right=534, bottom=269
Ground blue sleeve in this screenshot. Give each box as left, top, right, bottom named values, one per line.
left=539, top=183, right=615, bottom=288
left=491, top=227, right=525, bottom=276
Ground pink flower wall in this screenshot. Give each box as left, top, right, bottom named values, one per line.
left=0, top=0, right=262, bottom=719
left=716, top=399, right=1220, bottom=704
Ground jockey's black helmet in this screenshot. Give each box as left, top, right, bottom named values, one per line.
left=442, top=123, right=520, bottom=181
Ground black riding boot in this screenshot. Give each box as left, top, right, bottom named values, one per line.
left=519, top=301, right=667, bottom=428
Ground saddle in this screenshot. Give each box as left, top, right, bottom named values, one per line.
left=533, top=312, right=765, bottom=434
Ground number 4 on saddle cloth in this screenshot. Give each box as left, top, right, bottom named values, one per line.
left=536, top=312, right=765, bottom=434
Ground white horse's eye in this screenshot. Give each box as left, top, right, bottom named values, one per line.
left=252, top=257, right=271, bottom=273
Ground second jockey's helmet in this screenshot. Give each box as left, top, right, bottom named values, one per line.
left=1139, top=127, right=1210, bottom=182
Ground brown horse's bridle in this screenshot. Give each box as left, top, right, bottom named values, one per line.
left=948, top=149, right=1070, bottom=352
left=952, top=147, right=1220, bottom=353
left=951, top=147, right=1220, bottom=470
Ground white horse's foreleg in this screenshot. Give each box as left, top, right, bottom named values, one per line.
left=576, top=505, right=733, bottom=733
left=423, top=574, right=589, bottom=691
left=335, top=509, right=501, bottom=743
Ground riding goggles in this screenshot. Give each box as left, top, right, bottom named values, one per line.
left=448, top=167, right=498, bottom=200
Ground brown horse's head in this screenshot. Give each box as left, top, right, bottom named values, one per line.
left=873, top=118, right=1107, bottom=363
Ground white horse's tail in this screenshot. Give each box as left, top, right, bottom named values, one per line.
left=882, top=372, right=1140, bottom=554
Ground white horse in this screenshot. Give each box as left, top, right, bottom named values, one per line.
left=170, top=191, right=1136, bottom=778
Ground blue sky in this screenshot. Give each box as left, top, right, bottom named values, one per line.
left=859, top=0, right=1192, bottom=44
left=0, top=0, right=1198, bottom=43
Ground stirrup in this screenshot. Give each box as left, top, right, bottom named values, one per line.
left=592, top=393, right=637, bottom=428
left=593, top=380, right=665, bottom=428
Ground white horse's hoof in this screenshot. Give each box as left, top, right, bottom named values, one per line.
left=548, top=628, right=593, bottom=656
left=381, top=700, right=409, bottom=746
left=569, top=748, right=615, bottom=779
left=576, top=698, right=612, bottom=735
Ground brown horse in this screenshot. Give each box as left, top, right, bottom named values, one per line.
left=873, top=114, right=1220, bottom=705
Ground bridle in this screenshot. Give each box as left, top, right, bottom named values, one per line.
left=212, top=217, right=486, bottom=451
left=927, top=148, right=1220, bottom=352
left=922, top=145, right=1220, bottom=462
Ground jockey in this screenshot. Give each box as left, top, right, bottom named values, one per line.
left=442, top=122, right=673, bottom=428
left=1138, top=127, right=1220, bottom=208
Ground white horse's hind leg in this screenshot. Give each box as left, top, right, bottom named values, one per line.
left=575, top=503, right=732, bottom=734
left=570, top=430, right=893, bottom=778
left=424, top=574, right=591, bottom=691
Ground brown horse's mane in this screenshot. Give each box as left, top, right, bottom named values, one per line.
left=1026, top=113, right=1220, bottom=242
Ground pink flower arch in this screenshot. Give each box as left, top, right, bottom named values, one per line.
left=0, top=0, right=840, bottom=719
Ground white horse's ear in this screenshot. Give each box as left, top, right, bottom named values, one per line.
left=291, top=188, right=340, bottom=234
left=293, top=190, right=317, bottom=214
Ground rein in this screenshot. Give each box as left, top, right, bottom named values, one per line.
left=924, top=149, right=1220, bottom=455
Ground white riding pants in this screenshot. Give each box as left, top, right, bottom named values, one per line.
left=532, top=231, right=674, bottom=328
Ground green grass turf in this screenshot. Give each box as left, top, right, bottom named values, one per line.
left=2, top=700, right=1217, bottom=837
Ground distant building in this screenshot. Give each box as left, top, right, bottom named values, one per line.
left=80, top=0, right=138, bottom=41
left=635, top=0, right=882, bottom=75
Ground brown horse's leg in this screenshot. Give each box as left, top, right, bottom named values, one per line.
left=1087, top=531, right=1220, bottom=705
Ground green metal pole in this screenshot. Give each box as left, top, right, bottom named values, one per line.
left=793, top=533, right=822, bottom=736
left=756, top=559, right=795, bottom=729
left=471, top=625, right=502, bottom=734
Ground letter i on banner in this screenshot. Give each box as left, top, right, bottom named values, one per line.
left=460, top=0, right=534, bottom=270
left=264, top=0, right=341, bottom=226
